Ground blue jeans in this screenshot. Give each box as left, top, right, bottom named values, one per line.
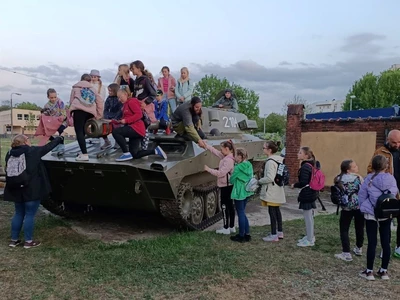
left=167, top=97, right=177, bottom=114
left=234, top=199, right=249, bottom=237
left=11, top=200, right=41, bottom=241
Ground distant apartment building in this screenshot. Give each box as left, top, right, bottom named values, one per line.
left=390, top=64, right=400, bottom=70
left=0, top=109, right=75, bottom=136
left=309, top=99, right=345, bottom=113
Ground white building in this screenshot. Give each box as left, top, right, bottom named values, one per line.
left=390, top=64, right=400, bottom=70
left=309, top=99, right=345, bottom=113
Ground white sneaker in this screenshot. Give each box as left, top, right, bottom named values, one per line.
left=229, top=227, right=236, bottom=233
left=334, top=252, right=353, bottom=261
left=297, top=239, right=315, bottom=247
left=262, top=234, right=279, bottom=242
left=216, top=228, right=231, bottom=235
left=298, top=236, right=316, bottom=243
left=353, top=247, right=362, bottom=256
left=76, top=154, right=89, bottom=161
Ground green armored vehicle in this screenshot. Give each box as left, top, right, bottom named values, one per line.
left=41, top=107, right=265, bottom=230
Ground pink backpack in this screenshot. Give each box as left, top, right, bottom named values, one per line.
left=306, top=163, right=325, bottom=191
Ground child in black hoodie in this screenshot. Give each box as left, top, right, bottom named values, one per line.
left=130, top=60, right=156, bottom=150
left=101, top=83, right=123, bottom=149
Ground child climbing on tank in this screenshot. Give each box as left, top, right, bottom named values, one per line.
left=153, top=89, right=171, bottom=135
left=204, top=140, right=236, bottom=234
left=101, top=83, right=123, bottom=150
left=41, top=88, right=67, bottom=152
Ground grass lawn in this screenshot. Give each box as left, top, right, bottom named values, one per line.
left=1, top=202, right=400, bottom=299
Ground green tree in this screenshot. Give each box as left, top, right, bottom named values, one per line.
left=0, top=100, right=11, bottom=112
left=193, top=74, right=260, bottom=120
left=281, top=94, right=312, bottom=114
left=263, top=113, right=286, bottom=134
left=15, top=101, right=42, bottom=111
left=343, top=69, right=400, bottom=110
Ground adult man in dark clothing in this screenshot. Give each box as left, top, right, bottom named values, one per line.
left=171, top=97, right=206, bottom=148
left=367, top=129, right=400, bottom=258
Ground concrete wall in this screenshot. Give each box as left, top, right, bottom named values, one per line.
left=286, top=104, right=400, bottom=186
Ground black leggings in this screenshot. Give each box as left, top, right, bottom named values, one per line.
left=112, top=125, right=155, bottom=159
left=220, top=185, right=235, bottom=229
left=366, top=219, right=391, bottom=270
left=49, top=125, right=66, bottom=144
left=73, top=110, right=93, bottom=154
left=339, top=209, right=364, bottom=253
left=268, top=206, right=283, bottom=235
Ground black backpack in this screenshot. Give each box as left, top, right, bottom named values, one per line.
left=5, top=152, right=30, bottom=189
left=267, top=158, right=289, bottom=187
left=373, top=190, right=400, bottom=219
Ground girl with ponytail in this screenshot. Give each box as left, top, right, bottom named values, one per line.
left=204, top=140, right=236, bottom=235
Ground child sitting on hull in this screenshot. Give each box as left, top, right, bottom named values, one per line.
left=101, top=83, right=123, bottom=150
left=111, top=87, right=167, bottom=162
left=153, top=89, right=171, bottom=135
left=170, top=97, right=206, bottom=148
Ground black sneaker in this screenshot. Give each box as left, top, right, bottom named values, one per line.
left=244, top=234, right=251, bottom=242
left=230, top=234, right=245, bottom=243
left=8, top=240, right=21, bottom=248
left=24, top=241, right=41, bottom=249
left=376, top=269, right=390, bottom=280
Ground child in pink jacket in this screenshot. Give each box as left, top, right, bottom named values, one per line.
left=69, top=73, right=104, bottom=161
left=204, top=140, right=235, bottom=235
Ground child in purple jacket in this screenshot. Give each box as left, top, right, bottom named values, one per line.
left=358, top=155, right=398, bottom=281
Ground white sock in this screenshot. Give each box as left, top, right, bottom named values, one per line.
left=123, top=152, right=130, bottom=155
left=379, top=268, right=387, bottom=272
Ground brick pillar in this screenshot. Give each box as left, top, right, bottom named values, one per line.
left=285, top=104, right=304, bottom=184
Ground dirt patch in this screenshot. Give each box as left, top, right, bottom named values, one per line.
left=43, top=187, right=336, bottom=243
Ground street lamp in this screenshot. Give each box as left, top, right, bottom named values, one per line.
left=349, top=95, right=356, bottom=111
left=263, top=113, right=268, bottom=134
left=10, top=92, right=22, bottom=137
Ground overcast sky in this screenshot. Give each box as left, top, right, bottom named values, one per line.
left=1, top=0, right=399, bottom=115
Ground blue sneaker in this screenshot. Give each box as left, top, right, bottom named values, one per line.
left=155, top=146, right=167, bottom=159
left=116, top=153, right=133, bottom=162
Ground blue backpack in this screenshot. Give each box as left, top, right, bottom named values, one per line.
left=80, top=88, right=96, bottom=105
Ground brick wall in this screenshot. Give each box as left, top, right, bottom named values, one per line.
left=286, top=105, right=400, bottom=184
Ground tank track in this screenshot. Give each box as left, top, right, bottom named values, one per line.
left=159, top=182, right=222, bottom=231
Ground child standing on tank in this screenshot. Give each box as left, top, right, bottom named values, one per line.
left=101, top=83, right=123, bottom=150
left=229, top=148, right=254, bottom=242
left=204, top=140, right=236, bottom=234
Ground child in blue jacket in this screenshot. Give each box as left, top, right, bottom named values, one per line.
left=101, top=83, right=123, bottom=149
left=153, top=89, right=171, bottom=135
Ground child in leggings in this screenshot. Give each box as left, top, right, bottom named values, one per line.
left=259, top=141, right=286, bottom=242
left=229, top=148, right=254, bottom=243
left=333, top=160, right=364, bottom=262
left=291, top=146, right=318, bottom=247
left=204, top=140, right=235, bottom=234
left=358, top=155, right=398, bottom=281
left=69, top=74, right=104, bottom=161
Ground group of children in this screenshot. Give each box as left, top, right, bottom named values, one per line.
left=37, top=61, right=195, bottom=161
left=204, top=138, right=399, bottom=281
